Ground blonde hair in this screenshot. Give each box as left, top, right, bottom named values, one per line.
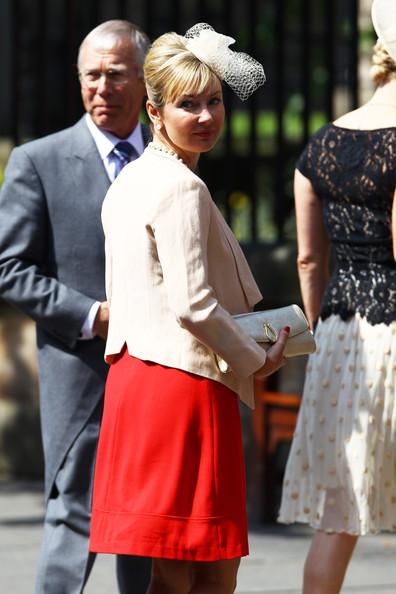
left=370, top=40, right=396, bottom=85
left=144, top=32, right=221, bottom=107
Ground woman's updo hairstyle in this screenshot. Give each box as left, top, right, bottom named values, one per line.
left=144, top=32, right=221, bottom=108
left=371, top=40, right=396, bottom=85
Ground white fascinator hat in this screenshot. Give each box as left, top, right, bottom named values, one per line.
left=371, top=0, right=396, bottom=60
left=183, top=23, right=266, bottom=101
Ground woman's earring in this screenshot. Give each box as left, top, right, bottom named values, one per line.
left=155, top=123, right=161, bottom=130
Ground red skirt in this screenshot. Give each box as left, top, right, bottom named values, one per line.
left=90, top=348, right=248, bottom=561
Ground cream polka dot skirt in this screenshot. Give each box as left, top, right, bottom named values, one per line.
left=278, top=314, right=396, bottom=535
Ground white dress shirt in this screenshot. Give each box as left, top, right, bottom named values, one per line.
left=85, top=113, right=144, bottom=182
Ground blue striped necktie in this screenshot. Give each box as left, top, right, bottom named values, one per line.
left=113, top=141, right=138, bottom=177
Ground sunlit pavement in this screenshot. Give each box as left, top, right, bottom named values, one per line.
left=1, top=481, right=396, bottom=594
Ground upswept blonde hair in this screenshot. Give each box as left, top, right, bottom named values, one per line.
left=144, top=32, right=221, bottom=107
left=371, top=40, right=396, bottom=86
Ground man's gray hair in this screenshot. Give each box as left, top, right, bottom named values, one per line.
left=78, top=20, right=150, bottom=78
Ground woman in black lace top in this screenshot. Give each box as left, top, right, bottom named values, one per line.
left=278, top=15, right=396, bottom=594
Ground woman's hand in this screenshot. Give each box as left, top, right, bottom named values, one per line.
left=254, top=326, right=290, bottom=379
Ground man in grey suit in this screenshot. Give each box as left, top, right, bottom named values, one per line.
left=0, top=20, right=152, bottom=594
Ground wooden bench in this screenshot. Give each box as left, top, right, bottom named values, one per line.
left=252, top=380, right=301, bottom=522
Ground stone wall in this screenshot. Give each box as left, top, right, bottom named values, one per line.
left=0, top=304, right=43, bottom=478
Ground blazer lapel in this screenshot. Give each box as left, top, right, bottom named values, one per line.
left=213, top=205, right=262, bottom=307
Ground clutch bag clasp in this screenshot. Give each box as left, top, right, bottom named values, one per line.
left=263, top=322, right=278, bottom=343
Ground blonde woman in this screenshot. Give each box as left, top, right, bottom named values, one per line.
left=278, top=2, right=396, bottom=592
left=89, top=24, right=289, bottom=594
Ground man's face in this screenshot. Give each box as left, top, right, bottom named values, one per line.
left=79, top=37, right=146, bottom=138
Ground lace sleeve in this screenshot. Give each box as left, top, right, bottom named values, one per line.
left=295, top=125, right=329, bottom=180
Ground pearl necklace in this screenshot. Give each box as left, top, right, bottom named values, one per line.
left=148, top=141, right=186, bottom=165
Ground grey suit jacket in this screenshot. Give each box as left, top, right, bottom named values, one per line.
left=0, top=116, right=150, bottom=499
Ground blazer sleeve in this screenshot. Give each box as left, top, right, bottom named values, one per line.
left=152, top=176, right=266, bottom=378
left=0, top=147, right=96, bottom=348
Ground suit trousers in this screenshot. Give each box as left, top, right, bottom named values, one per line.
left=35, top=400, right=151, bottom=594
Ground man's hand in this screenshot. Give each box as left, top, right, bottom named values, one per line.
left=254, top=326, right=290, bottom=379
left=93, top=301, right=110, bottom=340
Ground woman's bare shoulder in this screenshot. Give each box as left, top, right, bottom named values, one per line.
left=333, top=104, right=396, bottom=131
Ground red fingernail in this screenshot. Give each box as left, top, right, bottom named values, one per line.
left=284, top=326, right=291, bottom=333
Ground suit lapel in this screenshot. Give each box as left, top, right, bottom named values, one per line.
left=213, top=204, right=262, bottom=308
left=66, top=117, right=111, bottom=197
left=65, top=119, right=151, bottom=209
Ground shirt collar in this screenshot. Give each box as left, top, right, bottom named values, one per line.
left=84, top=114, right=144, bottom=159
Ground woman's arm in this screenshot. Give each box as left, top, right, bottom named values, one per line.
left=294, top=169, right=330, bottom=329
left=392, top=187, right=396, bottom=261
left=152, top=178, right=268, bottom=378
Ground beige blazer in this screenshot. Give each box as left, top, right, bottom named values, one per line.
left=102, top=144, right=267, bottom=407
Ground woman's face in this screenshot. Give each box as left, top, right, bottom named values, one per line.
left=157, top=79, right=225, bottom=167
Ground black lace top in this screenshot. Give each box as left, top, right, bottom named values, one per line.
left=297, top=123, right=396, bottom=325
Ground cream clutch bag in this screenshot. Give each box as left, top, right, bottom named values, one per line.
left=216, top=304, right=316, bottom=373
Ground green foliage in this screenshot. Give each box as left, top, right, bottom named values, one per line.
left=209, top=105, right=329, bottom=242
left=226, top=107, right=327, bottom=156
